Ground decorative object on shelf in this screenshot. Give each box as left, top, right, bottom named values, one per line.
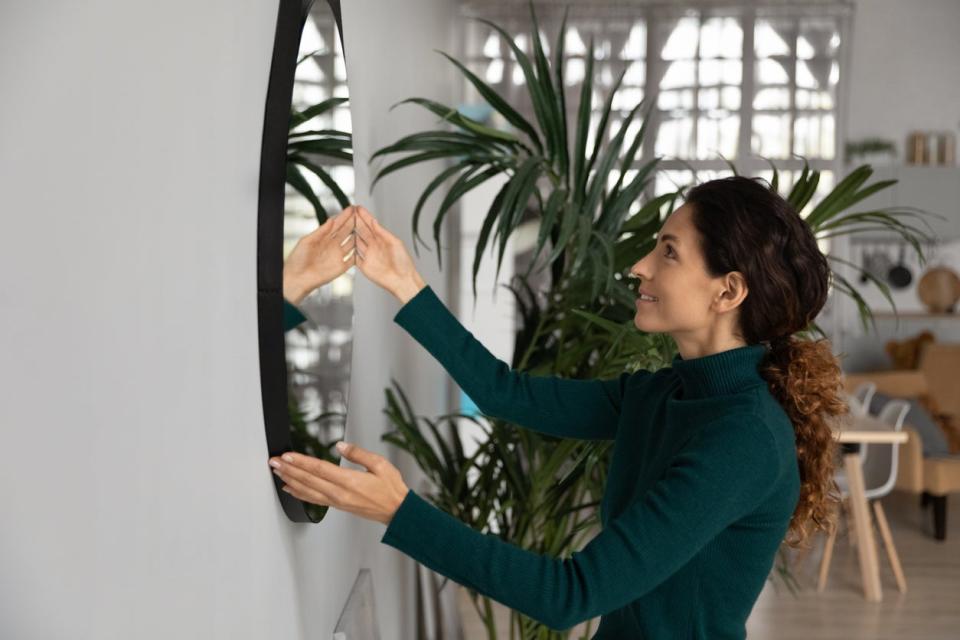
left=886, top=242, right=914, bottom=289
left=918, top=266, right=960, bottom=313
left=906, top=130, right=956, bottom=166
left=844, top=137, right=897, bottom=165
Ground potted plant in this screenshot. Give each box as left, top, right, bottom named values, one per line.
left=371, top=4, right=933, bottom=637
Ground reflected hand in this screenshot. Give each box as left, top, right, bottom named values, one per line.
left=282, top=207, right=357, bottom=305
left=353, top=206, right=426, bottom=304
left=268, top=442, right=410, bottom=526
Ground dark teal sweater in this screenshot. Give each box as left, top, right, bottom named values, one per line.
left=283, top=300, right=307, bottom=332
left=380, top=285, right=801, bottom=639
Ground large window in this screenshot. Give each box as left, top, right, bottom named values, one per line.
left=459, top=1, right=852, bottom=206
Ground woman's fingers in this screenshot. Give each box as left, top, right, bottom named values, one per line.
left=272, top=455, right=352, bottom=504
left=280, top=475, right=331, bottom=506
left=354, top=206, right=382, bottom=235
left=329, top=207, right=354, bottom=239
left=336, top=441, right=388, bottom=475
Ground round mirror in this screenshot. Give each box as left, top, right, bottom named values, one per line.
left=258, top=0, right=353, bottom=523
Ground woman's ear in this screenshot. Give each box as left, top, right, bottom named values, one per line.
left=714, top=271, right=748, bottom=313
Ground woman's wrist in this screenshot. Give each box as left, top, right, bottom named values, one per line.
left=391, top=273, right=427, bottom=305
left=283, top=276, right=311, bottom=306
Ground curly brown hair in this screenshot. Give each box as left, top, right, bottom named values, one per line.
left=684, top=176, right=847, bottom=549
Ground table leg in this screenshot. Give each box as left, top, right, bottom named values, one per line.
left=843, top=452, right=882, bottom=602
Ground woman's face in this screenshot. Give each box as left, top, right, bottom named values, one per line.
left=628, top=203, right=728, bottom=336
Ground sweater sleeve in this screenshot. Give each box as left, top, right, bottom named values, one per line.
left=393, top=285, right=640, bottom=441
left=380, top=415, right=782, bottom=631
left=283, top=299, right=307, bottom=332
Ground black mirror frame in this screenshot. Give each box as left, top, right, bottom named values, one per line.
left=257, top=0, right=345, bottom=523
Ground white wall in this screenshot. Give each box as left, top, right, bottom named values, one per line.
left=830, top=0, right=960, bottom=358
left=846, top=0, right=960, bottom=146
left=0, top=1, right=457, bottom=638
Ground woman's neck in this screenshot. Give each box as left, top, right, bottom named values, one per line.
left=671, top=329, right=748, bottom=360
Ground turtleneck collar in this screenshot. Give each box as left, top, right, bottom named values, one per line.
left=670, top=343, right=768, bottom=400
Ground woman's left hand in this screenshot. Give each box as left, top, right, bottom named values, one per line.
left=268, top=442, right=410, bottom=526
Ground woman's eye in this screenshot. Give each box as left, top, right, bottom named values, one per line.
left=664, top=244, right=676, bottom=258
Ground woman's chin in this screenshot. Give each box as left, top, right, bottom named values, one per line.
left=633, top=313, right=654, bottom=332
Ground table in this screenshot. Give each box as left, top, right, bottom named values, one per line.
left=828, top=413, right=908, bottom=602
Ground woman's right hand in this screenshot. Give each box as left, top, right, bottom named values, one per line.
left=353, top=206, right=426, bottom=304
left=282, top=207, right=356, bottom=305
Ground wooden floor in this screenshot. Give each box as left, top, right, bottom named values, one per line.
left=746, top=490, right=959, bottom=640
left=458, top=491, right=959, bottom=639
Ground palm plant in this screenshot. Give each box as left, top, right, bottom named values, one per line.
left=286, top=50, right=353, bottom=225
left=373, top=3, right=935, bottom=638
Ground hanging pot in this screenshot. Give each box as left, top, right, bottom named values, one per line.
left=859, top=245, right=872, bottom=284
left=887, top=242, right=913, bottom=289
left=871, top=244, right=893, bottom=280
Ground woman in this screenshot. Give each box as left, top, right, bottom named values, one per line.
left=268, top=177, right=847, bottom=638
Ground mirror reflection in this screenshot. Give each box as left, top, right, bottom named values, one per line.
left=281, top=0, right=354, bottom=522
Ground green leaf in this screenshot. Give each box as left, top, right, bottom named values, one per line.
left=495, top=158, right=543, bottom=281
left=583, top=99, right=646, bottom=221
left=806, top=164, right=872, bottom=224
left=371, top=150, right=460, bottom=189
left=572, top=35, right=595, bottom=203
left=579, top=65, right=628, bottom=206
left=409, top=161, right=474, bottom=255
left=471, top=179, right=513, bottom=298
left=475, top=18, right=553, bottom=154
left=433, top=165, right=503, bottom=270
left=530, top=188, right=567, bottom=270
left=546, top=199, right=579, bottom=266
left=391, top=97, right=520, bottom=144
left=553, top=6, right=571, bottom=184
left=435, top=50, right=542, bottom=152
left=528, top=2, right=564, bottom=176
left=291, top=156, right=351, bottom=209
left=285, top=164, right=327, bottom=223
left=290, top=97, right=348, bottom=130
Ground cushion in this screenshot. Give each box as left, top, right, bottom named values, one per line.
left=870, top=391, right=951, bottom=457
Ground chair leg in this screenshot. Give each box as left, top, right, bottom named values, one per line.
left=932, top=495, right=947, bottom=541
left=872, top=500, right=907, bottom=593
left=921, top=491, right=932, bottom=509
left=842, top=496, right=857, bottom=548
left=817, top=521, right=838, bottom=592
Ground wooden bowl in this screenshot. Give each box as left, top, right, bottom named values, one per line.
left=918, top=267, right=960, bottom=313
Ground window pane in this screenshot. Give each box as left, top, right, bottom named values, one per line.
left=660, top=16, right=699, bottom=60
left=755, top=19, right=791, bottom=57
left=754, top=87, right=789, bottom=110
left=794, top=114, right=835, bottom=159
left=658, top=89, right=694, bottom=110
left=661, top=60, right=696, bottom=89
left=696, top=115, right=739, bottom=160
left=752, top=113, right=791, bottom=158
left=699, top=17, right=742, bottom=59
left=655, top=118, right=693, bottom=158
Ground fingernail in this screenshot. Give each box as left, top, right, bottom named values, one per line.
left=336, top=441, right=348, bottom=453
left=282, top=454, right=294, bottom=463
left=269, top=459, right=281, bottom=469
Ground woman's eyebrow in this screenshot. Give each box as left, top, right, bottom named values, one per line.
left=658, top=233, right=680, bottom=244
